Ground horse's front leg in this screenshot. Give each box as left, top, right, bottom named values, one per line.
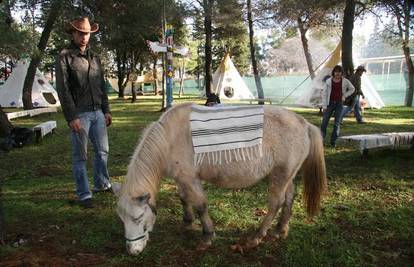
left=178, top=179, right=215, bottom=250
left=195, top=202, right=215, bottom=250
left=177, top=185, right=196, bottom=231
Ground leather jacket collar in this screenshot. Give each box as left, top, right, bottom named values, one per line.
left=68, top=41, right=91, bottom=57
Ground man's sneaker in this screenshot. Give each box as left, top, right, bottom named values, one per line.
left=80, top=198, right=94, bottom=209
left=93, top=184, right=112, bottom=194
left=357, top=120, right=366, bottom=124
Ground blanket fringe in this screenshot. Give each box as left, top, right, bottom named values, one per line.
left=194, top=145, right=263, bottom=166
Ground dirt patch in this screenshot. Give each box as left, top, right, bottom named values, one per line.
left=1, top=245, right=106, bottom=267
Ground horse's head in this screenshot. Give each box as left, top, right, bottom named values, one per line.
left=113, top=184, right=156, bottom=255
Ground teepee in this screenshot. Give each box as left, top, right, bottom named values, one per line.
left=0, top=60, right=60, bottom=108
left=209, top=53, right=254, bottom=100
left=296, top=43, right=385, bottom=109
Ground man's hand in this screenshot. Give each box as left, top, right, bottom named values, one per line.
left=69, top=118, right=82, bottom=133
left=105, top=113, right=112, bottom=127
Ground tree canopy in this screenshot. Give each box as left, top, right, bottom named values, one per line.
left=1, top=0, right=412, bottom=106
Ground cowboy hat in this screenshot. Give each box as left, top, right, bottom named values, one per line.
left=66, top=17, right=99, bottom=34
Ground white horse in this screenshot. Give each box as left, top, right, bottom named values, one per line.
left=113, top=103, right=327, bottom=255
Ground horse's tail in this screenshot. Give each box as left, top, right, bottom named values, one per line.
left=302, top=123, right=327, bottom=217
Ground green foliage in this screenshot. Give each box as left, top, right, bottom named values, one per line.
left=361, top=18, right=401, bottom=58
left=188, top=0, right=250, bottom=76
left=0, top=6, right=33, bottom=60
left=212, top=0, right=249, bottom=74
left=265, top=0, right=342, bottom=33
left=1, top=98, right=413, bottom=266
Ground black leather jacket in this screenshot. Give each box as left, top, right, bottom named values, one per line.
left=55, top=42, right=110, bottom=122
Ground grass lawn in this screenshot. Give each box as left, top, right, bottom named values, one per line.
left=0, top=95, right=413, bottom=267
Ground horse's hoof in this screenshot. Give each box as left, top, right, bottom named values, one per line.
left=230, top=243, right=244, bottom=255
left=181, top=223, right=200, bottom=232
left=275, top=225, right=289, bottom=239
left=196, top=241, right=211, bottom=251
left=278, top=230, right=289, bottom=239
left=231, top=238, right=261, bottom=254
left=263, top=233, right=278, bottom=242
left=244, top=238, right=261, bottom=249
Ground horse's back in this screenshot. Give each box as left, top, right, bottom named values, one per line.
left=165, top=104, right=312, bottom=189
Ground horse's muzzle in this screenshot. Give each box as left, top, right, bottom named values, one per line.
left=126, top=239, right=147, bottom=255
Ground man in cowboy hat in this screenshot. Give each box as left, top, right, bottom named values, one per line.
left=56, top=17, right=112, bottom=208
left=340, top=65, right=366, bottom=124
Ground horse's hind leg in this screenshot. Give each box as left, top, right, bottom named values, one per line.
left=275, top=180, right=295, bottom=239
left=244, top=179, right=287, bottom=248
left=243, top=169, right=298, bottom=249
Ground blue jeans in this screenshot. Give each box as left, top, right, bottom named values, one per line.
left=321, top=101, right=343, bottom=146
left=340, top=95, right=362, bottom=123
left=71, top=110, right=110, bottom=200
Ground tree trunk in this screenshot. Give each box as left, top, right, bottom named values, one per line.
left=130, top=55, right=137, bottom=103
left=22, top=0, right=62, bottom=110
left=403, top=46, right=414, bottom=107
left=131, top=82, right=136, bottom=103
left=341, top=0, right=355, bottom=78
left=247, top=0, right=264, bottom=104
left=4, top=0, right=13, bottom=26
left=298, top=18, right=315, bottom=79
left=0, top=180, right=4, bottom=245
left=179, top=59, right=185, bottom=97
left=401, top=0, right=413, bottom=106
left=152, top=57, right=158, bottom=95
left=204, top=0, right=213, bottom=96
left=0, top=107, right=13, bottom=138
left=161, top=53, right=166, bottom=110
left=137, top=66, right=143, bottom=97
left=0, top=107, right=11, bottom=244
left=116, top=52, right=126, bottom=98
left=3, top=58, right=7, bottom=80
left=116, top=56, right=123, bottom=98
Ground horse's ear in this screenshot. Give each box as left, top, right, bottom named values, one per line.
left=112, top=182, right=122, bottom=197
left=135, top=192, right=151, bottom=204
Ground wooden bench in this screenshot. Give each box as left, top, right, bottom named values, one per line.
left=7, top=107, right=58, bottom=120
left=337, top=132, right=414, bottom=157
left=248, top=98, right=274, bottom=105
left=28, top=107, right=58, bottom=117
left=33, top=120, right=57, bottom=142
left=6, top=110, right=30, bottom=120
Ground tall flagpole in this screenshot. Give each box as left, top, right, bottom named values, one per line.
left=164, top=0, right=174, bottom=109
left=161, top=0, right=166, bottom=110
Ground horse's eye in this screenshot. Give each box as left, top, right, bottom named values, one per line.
left=132, top=217, right=141, bottom=224
left=132, top=213, right=144, bottom=224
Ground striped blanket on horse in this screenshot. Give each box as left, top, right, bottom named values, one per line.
left=190, top=104, right=264, bottom=166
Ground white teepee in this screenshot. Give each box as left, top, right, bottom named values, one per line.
left=296, top=43, right=385, bottom=109
left=207, top=53, right=254, bottom=100
left=0, top=60, right=60, bottom=108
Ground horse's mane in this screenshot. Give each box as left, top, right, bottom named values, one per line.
left=122, top=121, right=168, bottom=204
left=122, top=103, right=192, bottom=204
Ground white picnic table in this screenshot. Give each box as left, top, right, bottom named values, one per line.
left=337, top=132, right=414, bottom=154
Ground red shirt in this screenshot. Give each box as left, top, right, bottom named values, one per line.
left=330, top=79, right=342, bottom=102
